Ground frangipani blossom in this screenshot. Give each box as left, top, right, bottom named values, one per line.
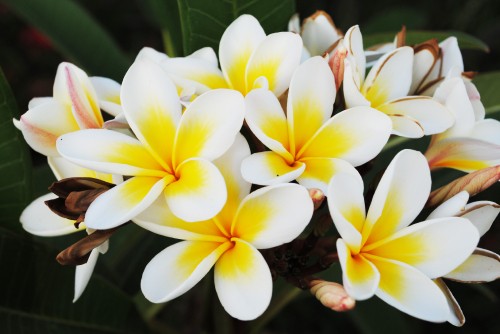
left=219, top=14, right=302, bottom=96
left=328, top=150, right=479, bottom=322
left=14, top=62, right=121, bottom=156
left=136, top=135, right=314, bottom=320
left=427, top=190, right=500, bottom=326
left=57, top=58, right=245, bottom=228
left=342, top=26, right=453, bottom=138
left=242, top=56, right=391, bottom=193
left=425, top=78, right=500, bottom=172
left=288, top=11, right=342, bottom=58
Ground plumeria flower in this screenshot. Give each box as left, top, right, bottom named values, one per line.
left=13, top=62, right=121, bottom=157
left=57, top=58, right=245, bottom=228
left=425, top=77, right=500, bottom=172
left=219, top=14, right=302, bottom=96
left=427, top=190, right=500, bottom=326
left=242, top=56, right=391, bottom=193
left=135, top=135, right=314, bottom=320
left=342, top=26, right=454, bottom=138
left=14, top=62, right=122, bottom=302
left=327, top=149, right=479, bottom=322
left=288, top=11, right=342, bottom=59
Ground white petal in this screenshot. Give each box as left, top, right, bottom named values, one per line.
left=89, top=76, right=121, bottom=116
left=389, top=114, right=425, bottom=138
left=53, top=62, right=103, bottom=129
left=434, top=78, right=475, bottom=138
left=362, top=47, right=413, bottom=107
left=364, top=150, right=431, bottom=243
left=241, top=151, right=305, bottom=186
left=18, top=99, right=79, bottom=156
left=297, top=158, right=362, bottom=194
left=165, top=158, right=227, bottom=222
left=20, top=193, right=83, bottom=236
left=445, top=248, right=500, bottom=282
left=366, top=217, right=479, bottom=278
left=343, top=25, right=366, bottom=82
left=245, top=89, right=291, bottom=159
left=337, top=239, right=380, bottom=300
left=287, top=56, right=336, bottom=153
left=213, top=134, right=252, bottom=224
left=187, top=47, right=219, bottom=67
left=73, top=248, right=99, bottom=302
left=469, top=119, right=500, bottom=145
left=121, top=58, right=181, bottom=170
left=245, top=32, right=303, bottom=96
left=379, top=96, right=453, bottom=135
left=173, top=89, right=245, bottom=166
left=460, top=201, right=500, bottom=236
left=427, top=191, right=469, bottom=220
left=434, top=278, right=465, bottom=327
left=439, top=37, right=464, bottom=76
left=85, top=176, right=170, bottom=229
left=301, top=11, right=341, bottom=56
left=219, top=14, right=266, bottom=93
left=142, top=240, right=229, bottom=303
left=298, top=106, right=391, bottom=166
left=368, top=256, right=450, bottom=322
left=328, top=173, right=365, bottom=252
left=57, top=129, right=167, bottom=177
left=231, top=183, right=313, bottom=249
left=214, top=239, right=272, bottom=320
left=343, top=59, right=371, bottom=108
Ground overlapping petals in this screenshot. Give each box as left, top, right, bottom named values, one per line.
left=242, top=56, right=391, bottom=192
left=220, top=14, right=302, bottom=96
left=58, top=58, right=245, bottom=228
left=342, top=27, right=453, bottom=138
left=328, top=149, right=480, bottom=322
left=425, top=78, right=500, bottom=171
left=138, top=137, right=314, bottom=320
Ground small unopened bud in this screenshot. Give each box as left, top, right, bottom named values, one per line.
left=309, top=279, right=355, bottom=312
left=309, top=188, right=325, bottom=210
left=395, top=25, right=406, bottom=48
left=328, top=45, right=348, bottom=90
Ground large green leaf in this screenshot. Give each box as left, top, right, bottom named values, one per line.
left=473, top=71, right=500, bottom=117
left=364, top=30, right=489, bottom=52
left=0, top=68, right=32, bottom=232
left=0, top=228, right=150, bottom=333
left=1, top=0, right=130, bottom=80
left=176, top=0, right=295, bottom=54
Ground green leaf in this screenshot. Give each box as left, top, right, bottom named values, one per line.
left=473, top=71, right=500, bottom=116
left=1, top=0, right=130, bottom=80
left=141, top=0, right=183, bottom=56
left=364, top=30, right=489, bottom=52
left=0, top=228, right=150, bottom=333
left=0, top=68, right=32, bottom=232
left=176, top=0, right=295, bottom=55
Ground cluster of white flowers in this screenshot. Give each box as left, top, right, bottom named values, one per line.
left=14, top=11, right=500, bottom=324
